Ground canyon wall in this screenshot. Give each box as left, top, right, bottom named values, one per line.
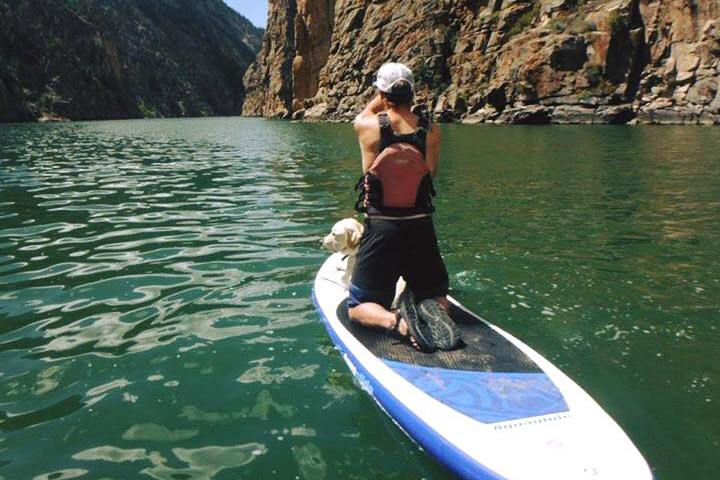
left=243, top=0, right=720, bottom=125
left=0, top=0, right=263, bottom=122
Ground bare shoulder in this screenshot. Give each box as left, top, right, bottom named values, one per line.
left=353, top=112, right=378, bottom=137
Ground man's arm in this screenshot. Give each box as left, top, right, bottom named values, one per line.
left=353, top=95, right=384, bottom=172
left=425, top=124, right=441, bottom=177
left=354, top=116, right=379, bottom=173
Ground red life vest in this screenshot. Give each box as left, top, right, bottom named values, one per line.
left=355, top=113, right=436, bottom=217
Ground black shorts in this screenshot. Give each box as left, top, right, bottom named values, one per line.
left=348, top=216, right=449, bottom=309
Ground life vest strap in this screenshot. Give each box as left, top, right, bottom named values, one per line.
left=365, top=213, right=432, bottom=221
left=377, top=111, right=429, bottom=156
left=378, top=112, right=394, bottom=147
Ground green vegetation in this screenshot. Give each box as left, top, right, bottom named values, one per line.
left=415, top=61, right=433, bottom=88
left=509, top=2, right=540, bottom=37
left=577, top=90, right=593, bottom=101
left=608, top=10, right=626, bottom=34
left=550, top=18, right=568, bottom=33
left=137, top=100, right=158, bottom=118
left=549, top=16, right=595, bottom=34
left=570, top=18, right=596, bottom=34
left=38, top=87, right=62, bottom=112
left=445, top=24, right=460, bottom=49
left=585, top=65, right=604, bottom=87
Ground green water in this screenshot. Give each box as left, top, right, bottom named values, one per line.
left=0, top=118, right=718, bottom=480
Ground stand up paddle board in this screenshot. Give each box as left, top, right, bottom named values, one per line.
left=313, top=253, right=652, bottom=479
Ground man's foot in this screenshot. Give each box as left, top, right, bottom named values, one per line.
left=388, top=314, right=421, bottom=351
left=418, top=299, right=462, bottom=351
left=395, top=289, right=436, bottom=353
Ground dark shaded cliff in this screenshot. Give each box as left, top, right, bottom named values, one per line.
left=243, top=0, right=720, bottom=125
left=0, top=0, right=263, bottom=122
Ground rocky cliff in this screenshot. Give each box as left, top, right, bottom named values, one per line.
left=242, top=0, right=720, bottom=125
left=0, top=0, right=263, bottom=122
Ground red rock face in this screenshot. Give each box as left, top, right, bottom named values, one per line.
left=242, top=0, right=298, bottom=118
left=293, top=0, right=335, bottom=108
left=244, top=0, right=720, bottom=124
left=242, top=0, right=335, bottom=118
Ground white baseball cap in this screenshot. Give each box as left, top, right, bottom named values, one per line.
left=373, top=63, right=415, bottom=93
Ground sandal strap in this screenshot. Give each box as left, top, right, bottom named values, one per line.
left=388, top=312, right=402, bottom=335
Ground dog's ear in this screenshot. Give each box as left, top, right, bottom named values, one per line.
left=335, top=229, right=349, bottom=250
left=347, top=224, right=363, bottom=249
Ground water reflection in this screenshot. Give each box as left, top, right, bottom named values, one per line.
left=32, top=469, right=88, bottom=480
left=71, top=443, right=267, bottom=479
left=122, top=423, right=198, bottom=441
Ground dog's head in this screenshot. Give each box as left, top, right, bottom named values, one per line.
left=321, top=218, right=364, bottom=255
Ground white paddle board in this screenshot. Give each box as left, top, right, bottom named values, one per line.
left=313, top=253, right=653, bottom=479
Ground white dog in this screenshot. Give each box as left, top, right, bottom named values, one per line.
left=321, top=218, right=364, bottom=286
left=322, top=218, right=406, bottom=306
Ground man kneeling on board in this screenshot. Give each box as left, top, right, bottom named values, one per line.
left=347, top=62, right=462, bottom=353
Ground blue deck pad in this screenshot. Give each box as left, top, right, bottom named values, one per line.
left=384, top=360, right=569, bottom=424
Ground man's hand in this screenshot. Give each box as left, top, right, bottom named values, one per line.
left=358, top=94, right=385, bottom=119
